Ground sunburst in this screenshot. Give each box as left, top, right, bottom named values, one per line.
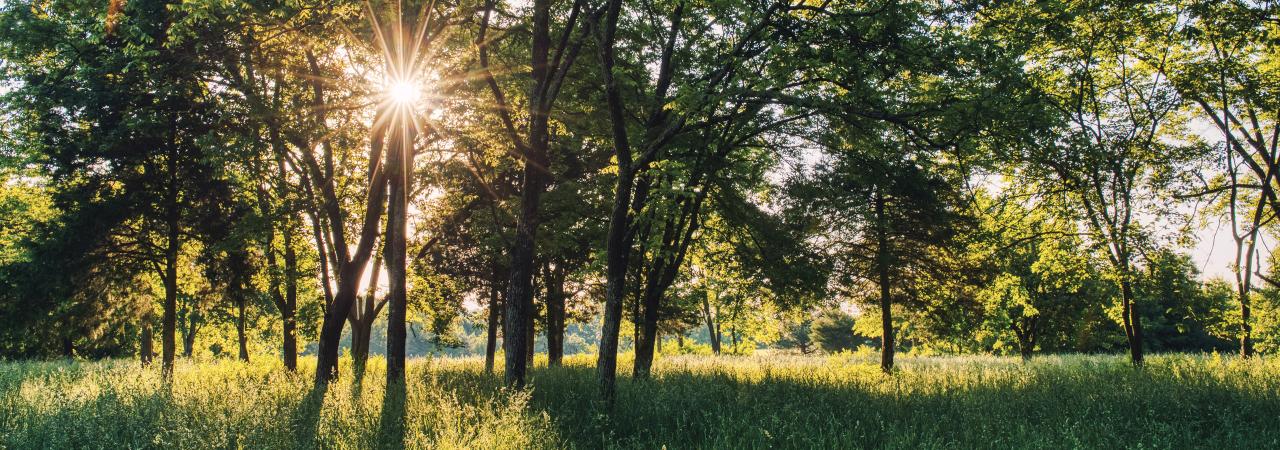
left=363, top=0, right=446, bottom=141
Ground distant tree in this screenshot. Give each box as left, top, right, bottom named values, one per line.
left=811, top=309, right=861, bottom=354
left=790, top=134, right=970, bottom=372
left=1137, top=251, right=1234, bottom=352
left=970, top=194, right=1102, bottom=360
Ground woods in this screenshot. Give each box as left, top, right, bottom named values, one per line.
left=1, top=0, right=1279, bottom=446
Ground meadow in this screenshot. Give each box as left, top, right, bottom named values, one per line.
left=2, top=353, right=1278, bottom=449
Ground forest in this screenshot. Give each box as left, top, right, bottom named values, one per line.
left=1, top=0, right=1279, bottom=448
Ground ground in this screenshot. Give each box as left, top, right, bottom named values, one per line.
left=1, top=353, right=1277, bottom=449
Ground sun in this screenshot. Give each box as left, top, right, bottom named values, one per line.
left=387, top=80, right=421, bottom=106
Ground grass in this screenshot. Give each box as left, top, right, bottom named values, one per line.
left=2, top=353, right=1279, bottom=449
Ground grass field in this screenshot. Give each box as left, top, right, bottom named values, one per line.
left=2, top=353, right=1278, bottom=449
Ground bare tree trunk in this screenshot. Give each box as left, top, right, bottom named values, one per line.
left=545, top=302, right=564, bottom=366
left=349, top=252, right=382, bottom=377
left=703, top=293, right=720, bottom=355
left=162, top=191, right=180, bottom=376
left=1242, top=296, right=1254, bottom=357
left=237, top=300, right=249, bottom=362
left=875, top=189, right=894, bottom=374
left=526, top=303, right=536, bottom=368
left=1118, top=274, right=1144, bottom=366
left=385, top=122, right=413, bottom=386
left=503, top=144, right=547, bottom=388
left=596, top=9, right=635, bottom=390
left=545, top=265, right=566, bottom=366
left=1015, top=326, right=1032, bottom=362
left=633, top=289, right=661, bottom=378
left=485, top=283, right=501, bottom=374
left=476, top=0, right=589, bottom=389
left=182, top=308, right=199, bottom=358
left=281, top=224, right=298, bottom=371
left=140, top=322, right=153, bottom=366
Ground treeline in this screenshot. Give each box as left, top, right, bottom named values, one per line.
left=0, top=0, right=1276, bottom=397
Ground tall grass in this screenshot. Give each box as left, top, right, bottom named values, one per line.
left=2, top=353, right=1278, bottom=448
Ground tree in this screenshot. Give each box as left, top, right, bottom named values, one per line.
left=1000, top=0, right=1198, bottom=365
left=475, top=0, right=599, bottom=388
left=1160, top=0, right=1279, bottom=357
left=810, top=309, right=862, bottom=354
left=791, top=134, right=969, bottom=372
left=0, top=0, right=238, bottom=375
left=970, top=194, right=1098, bottom=360
left=595, top=0, right=814, bottom=396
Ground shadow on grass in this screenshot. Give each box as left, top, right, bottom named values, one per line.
left=376, top=381, right=407, bottom=450
left=291, top=384, right=327, bottom=449
left=504, top=359, right=1280, bottom=449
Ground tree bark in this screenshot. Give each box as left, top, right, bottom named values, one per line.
left=501, top=115, right=550, bottom=388
left=349, top=251, right=382, bottom=377
left=1119, top=275, right=1144, bottom=366
left=485, top=281, right=501, bottom=374
left=1241, top=297, right=1253, bottom=357
left=703, top=293, right=720, bottom=355
left=236, top=299, right=249, bottom=362
left=475, top=0, right=591, bottom=389
left=544, top=264, right=566, bottom=366
left=875, top=188, right=894, bottom=374
left=502, top=94, right=549, bottom=387
left=162, top=185, right=180, bottom=376
left=181, top=308, right=199, bottom=358
left=633, top=289, right=662, bottom=378
left=385, top=119, right=413, bottom=386
left=140, top=322, right=153, bottom=366
left=1016, top=327, right=1032, bottom=362
left=281, top=223, right=298, bottom=371
left=526, top=301, right=536, bottom=368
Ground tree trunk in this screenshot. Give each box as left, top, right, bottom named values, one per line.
left=236, top=299, right=249, bottom=362
left=526, top=303, right=536, bottom=368
left=1119, top=276, right=1144, bottom=366
left=140, top=322, right=153, bottom=366
left=593, top=0, right=636, bottom=400
left=485, top=282, right=501, bottom=374
left=349, top=252, right=382, bottom=377
left=1015, top=327, right=1032, bottom=362
left=875, top=189, right=894, bottom=374
left=281, top=224, right=298, bottom=371
left=633, top=289, right=661, bottom=378
left=314, top=113, right=390, bottom=387
left=545, top=266, right=566, bottom=366
left=162, top=204, right=179, bottom=376
left=703, top=293, right=720, bottom=355
left=385, top=123, right=412, bottom=386
left=349, top=317, right=372, bottom=372
left=1241, top=296, right=1253, bottom=357
left=503, top=144, right=548, bottom=388
left=182, top=309, right=199, bottom=358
